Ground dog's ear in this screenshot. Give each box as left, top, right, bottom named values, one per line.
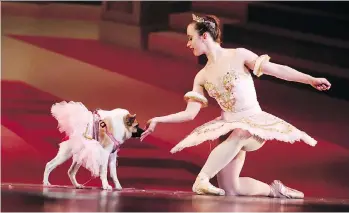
left=124, top=114, right=137, bottom=126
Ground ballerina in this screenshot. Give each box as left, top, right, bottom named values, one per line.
left=141, top=14, right=331, bottom=198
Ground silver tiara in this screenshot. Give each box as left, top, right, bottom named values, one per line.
left=192, top=14, right=215, bottom=29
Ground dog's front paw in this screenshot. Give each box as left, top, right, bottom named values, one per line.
left=102, top=184, right=112, bottom=190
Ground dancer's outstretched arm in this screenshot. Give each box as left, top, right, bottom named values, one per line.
left=140, top=71, right=208, bottom=141
left=237, top=48, right=331, bottom=91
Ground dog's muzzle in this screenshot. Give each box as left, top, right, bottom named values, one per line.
left=132, top=125, right=145, bottom=138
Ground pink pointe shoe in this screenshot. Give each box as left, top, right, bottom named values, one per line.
left=192, top=173, right=225, bottom=196
left=270, top=180, right=304, bottom=199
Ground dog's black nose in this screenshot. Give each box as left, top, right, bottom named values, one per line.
left=132, top=125, right=145, bottom=138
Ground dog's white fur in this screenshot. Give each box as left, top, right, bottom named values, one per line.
left=43, top=106, right=136, bottom=190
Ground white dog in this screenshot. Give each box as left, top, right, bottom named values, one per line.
left=43, top=101, right=143, bottom=190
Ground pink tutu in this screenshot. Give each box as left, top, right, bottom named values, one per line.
left=58, top=137, right=109, bottom=177
left=51, top=101, right=93, bottom=138
left=70, top=137, right=109, bottom=177
left=52, top=101, right=108, bottom=177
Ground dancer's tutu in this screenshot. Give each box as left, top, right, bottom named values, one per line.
left=171, top=105, right=317, bottom=153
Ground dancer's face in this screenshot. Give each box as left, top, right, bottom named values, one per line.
left=186, top=23, right=207, bottom=56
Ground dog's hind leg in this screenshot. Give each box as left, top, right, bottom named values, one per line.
left=109, top=152, right=122, bottom=190
left=43, top=142, right=72, bottom=186
left=68, top=161, right=84, bottom=189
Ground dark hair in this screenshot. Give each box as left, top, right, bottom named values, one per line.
left=192, top=15, right=222, bottom=44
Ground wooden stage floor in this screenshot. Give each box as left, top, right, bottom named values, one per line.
left=2, top=183, right=349, bottom=212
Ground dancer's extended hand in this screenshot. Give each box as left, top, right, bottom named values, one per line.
left=140, top=118, right=158, bottom=141
left=309, top=77, right=331, bottom=91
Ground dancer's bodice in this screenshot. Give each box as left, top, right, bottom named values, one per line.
left=203, top=65, right=260, bottom=113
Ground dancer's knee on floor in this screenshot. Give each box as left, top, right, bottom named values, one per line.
left=222, top=184, right=244, bottom=196
left=225, top=190, right=239, bottom=196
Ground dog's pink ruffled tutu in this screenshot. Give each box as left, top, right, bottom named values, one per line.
left=52, top=101, right=108, bottom=177
left=51, top=101, right=93, bottom=138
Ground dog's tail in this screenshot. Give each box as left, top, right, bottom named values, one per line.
left=51, top=101, right=93, bottom=137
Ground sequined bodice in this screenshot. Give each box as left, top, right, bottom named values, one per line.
left=204, top=70, right=260, bottom=112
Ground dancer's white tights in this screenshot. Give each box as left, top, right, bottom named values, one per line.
left=199, top=129, right=271, bottom=196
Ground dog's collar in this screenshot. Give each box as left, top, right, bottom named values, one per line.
left=93, top=110, right=121, bottom=153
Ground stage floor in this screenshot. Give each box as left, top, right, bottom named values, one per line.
left=1, top=183, right=349, bottom=212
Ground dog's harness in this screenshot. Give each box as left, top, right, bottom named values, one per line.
left=84, top=110, right=122, bottom=154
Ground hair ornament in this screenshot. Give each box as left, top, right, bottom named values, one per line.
left=192, top=14, right=215, bottom=29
